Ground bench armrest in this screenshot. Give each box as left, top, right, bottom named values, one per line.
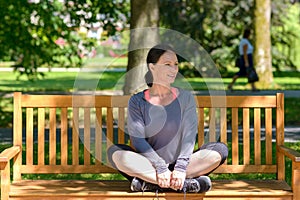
left=0, top=146, right=21, bottom=166
left=277, top=145, right=300, bottom=162
left=0, top=146, right=21, bottom=200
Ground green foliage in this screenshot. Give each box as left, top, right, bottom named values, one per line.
left=271, top=3, right=300, bottom=71
left=159, top=0, right=300, bottom=75
left=0, top=0, right=129, bottom=80
left=284, top=98, right=300, bottom=125
left=0, top=93, right=13, bottom=127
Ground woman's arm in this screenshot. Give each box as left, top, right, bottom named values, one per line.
left=174, top=92, right=197, bottom=173
left=243, top=44, right=249, bottom=67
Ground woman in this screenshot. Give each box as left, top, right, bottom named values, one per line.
left=228, top=29, right=258, bottom=91
left=107, top=44, right=228, bottom=194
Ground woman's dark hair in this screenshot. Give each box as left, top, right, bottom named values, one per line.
left=145, top=44, right=176, bottom=87
left=243, top=29, right=251, bottom=39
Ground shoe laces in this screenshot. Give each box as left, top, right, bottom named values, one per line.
left=152, top=189, right=159, bottom=200
left=182, top=187, right=187, bottom=200
left=183, top=178, right=200, bottom=193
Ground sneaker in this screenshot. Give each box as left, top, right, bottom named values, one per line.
left=195, top=176, right=212, bottom=193
left=181, top=178, right=200, bottom=193
left=130, top=177, right=162, bottom=192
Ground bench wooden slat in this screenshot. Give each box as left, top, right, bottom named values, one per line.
left=276, top=93, right=285, bottom=181
left=118, top=107, right=125, bottom=144
left=213, top=165, right=277, bottom=173
left=95, top=108, right=102, bottom=165
left=49, top=108, right=56, bottom=165
left=9, top=180, right=292, bottom=200
left=220, top=108, right=227, bottom=164
left=231, top=108, right=239, bottom=165
left=20, top=165, right=117, bottom=173
left=84, top=108, right=91, bottom=165
left=38, top=108, right=45, bottom=165
left=254, top=108, right=261, bottom=165
left=195, top=96, right=277, bottom=108
left=265, top=108, right=273, bottom=165
left=209, top=108, right=216, bottom=142
left=107, top=107, right=114, bottom=149
left=72, top=108, right=79, bottom=165
left=26, top=108, right=33, bottom=165
left=61, top=108, right=68, bottom=165
left=197, top=108, right=205, bottom=148
left=220, top=108, right=227, bottom=143
left=13, top=92, right=22, bottom=181
left=243, top=108, right=250, bottom=165
left=21, top=95, right=130, bottom=107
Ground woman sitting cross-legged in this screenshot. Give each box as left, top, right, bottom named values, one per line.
left=107, top=44, right=228, bottom=194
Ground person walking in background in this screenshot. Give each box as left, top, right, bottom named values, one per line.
left=228, top=28, right=258, bottom=91
left=107, top=44, right=228, bottom=195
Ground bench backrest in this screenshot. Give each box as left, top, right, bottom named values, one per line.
left=12, top=92, right=285, bottom=181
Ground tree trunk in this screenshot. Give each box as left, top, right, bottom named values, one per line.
left=254, top=0, right=274, bottom=88
left=123, top=0, right=160, bottom=95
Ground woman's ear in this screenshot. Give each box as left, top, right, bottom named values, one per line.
left=149, top=63, right=155, bottom=71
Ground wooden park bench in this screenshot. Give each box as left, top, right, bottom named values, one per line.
left=1, top=92, right=300, bottom=200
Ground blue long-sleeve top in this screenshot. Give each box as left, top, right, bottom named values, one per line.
left=127, top=88, right=198, bottom=174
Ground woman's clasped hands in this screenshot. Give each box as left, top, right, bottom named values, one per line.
left=157, top=170, right=186, bottom=190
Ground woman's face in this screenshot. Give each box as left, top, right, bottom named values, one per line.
left=149, top=50, right=179, bottom=86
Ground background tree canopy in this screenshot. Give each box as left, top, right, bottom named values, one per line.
left=159, top=0, right=299, bottom=74
left=0, top=0, right=299, bottom=81
left=0, top=0, right=129, bottom=80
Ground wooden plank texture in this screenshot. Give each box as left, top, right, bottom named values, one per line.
left=8, top=180, right=292, bottom=200
left=26, top=108, right=33, bottom=165
left=7, top=92, right=295, bottom=200
left=38, top=108, right=45, bottom=165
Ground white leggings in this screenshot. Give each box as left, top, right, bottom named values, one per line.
left=107, top=142, right=228, bottom=184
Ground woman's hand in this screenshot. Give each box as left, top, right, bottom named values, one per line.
left=157, top=170, right=172, bottom=188
left=170, top=170, right=186, bottom=190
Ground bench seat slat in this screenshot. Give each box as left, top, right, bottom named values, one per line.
left=9, top=180, right=292, bottom=200
left=18, top=164, right=277, bottom=174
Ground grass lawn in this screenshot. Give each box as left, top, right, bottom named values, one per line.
left=0, top=70, right=300, bottom=92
